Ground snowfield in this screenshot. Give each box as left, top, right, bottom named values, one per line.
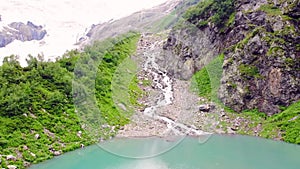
left=0, top=0, right=168, bottom=66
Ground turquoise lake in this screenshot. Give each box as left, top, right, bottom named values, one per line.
left=30, top=135, right=300, bottom=169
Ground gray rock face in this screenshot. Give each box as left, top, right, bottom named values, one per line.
left=159, top=26, right=218, bottom=80
left=0, top=21, right=46, bottom=47
left=162, top=0, right=299, bottom=115
left=219, top=1, right=300, bottom=115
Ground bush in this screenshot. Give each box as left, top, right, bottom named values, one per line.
left=183, top=0, right=236, bottom=28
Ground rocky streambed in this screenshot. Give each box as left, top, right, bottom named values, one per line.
left=117, top=33, right=224, bottom=138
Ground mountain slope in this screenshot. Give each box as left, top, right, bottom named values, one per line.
left=82, top=0, right=200, bottom=46
left=160, top=0, right=300, bottom=115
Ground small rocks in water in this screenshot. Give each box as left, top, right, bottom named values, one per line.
left=6, top=155, right=17, bottom=161
left=34, top=134, right=40, bottom=139
left=198, top=104, right=210, bottom=112
left=7, top=165, right=17, bottom=169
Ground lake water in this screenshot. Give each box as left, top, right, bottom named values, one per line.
left=30, top=135, right=300, bottom=169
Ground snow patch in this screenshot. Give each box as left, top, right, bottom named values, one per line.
left=0, top=0, right=168, bottom=66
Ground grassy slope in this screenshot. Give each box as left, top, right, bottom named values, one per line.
left=0, top=33, right=140, bottom=168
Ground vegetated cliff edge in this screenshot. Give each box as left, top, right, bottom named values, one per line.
left=160, top=0, right=300, bottom=115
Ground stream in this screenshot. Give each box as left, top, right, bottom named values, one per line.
left=140, top=35, right=209, bottom=136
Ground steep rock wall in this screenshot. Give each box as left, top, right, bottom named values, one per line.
left=161, top=0, right=300, bottom=114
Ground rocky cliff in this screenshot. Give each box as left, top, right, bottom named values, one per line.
left=0, top=21, right=47, bottom=47
left=160, top=0, right=300, bottom=115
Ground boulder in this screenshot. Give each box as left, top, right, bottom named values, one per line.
left=6, top=155, right=16, bottom=161
left=198, top=104, right=210, bottom=112
left=7, top=165, right=17, bottom=169
left=53, top=150, right=62, bottom=156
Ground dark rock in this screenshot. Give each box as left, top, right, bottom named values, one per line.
left=0, top=21, right=47, bottom=47
left=199, top=104, right=210, bottom=112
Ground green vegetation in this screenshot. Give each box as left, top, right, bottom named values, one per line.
left=238, top=64, right=260, bottom=78
left=261, top=101, right=300, bottom=144
left=213, top=101, right=299, bottom=145
left=191, top=52, right=299, bottom=145
left=150, top=0, right=200, bottom=32
left=128, top=76, right=145, bottom=108
left=191, top=53, right=224, bottom=101
left=150, top=12, right=178, bottom=32
left=225, top=12, right=236, bottom=27
left=0, top=32, right=140, bottom=168
left=95, top=33, right=140, bottom=128
left=192, top=68, right=211, bottom=97
left=0, top=54, right=92, bottom=169
left=235, top=26, right=262, bottom=49
left=258, top=4, right=282, bottom=16
left=223, top=102, right=300, bottom=145
left=183, top=0, right=236, bottom=28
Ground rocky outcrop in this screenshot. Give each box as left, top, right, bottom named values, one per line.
left=0, top=21, right=47, bottom=47
left=158, top=25, right=219, bottom=80
left=219, top=0, right=300, bottom=115
left=162, top=0, right=299, bottom=115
